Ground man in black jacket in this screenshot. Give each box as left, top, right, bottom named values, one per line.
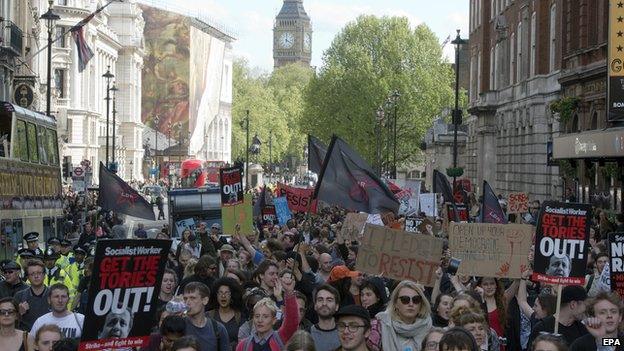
left=0, top=261, right=26, bottom=298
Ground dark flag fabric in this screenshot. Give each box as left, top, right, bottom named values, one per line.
left=433, top=169, right=458, bottom=222
left=314, top=136, right=399, bottom=214
left=97, top=163, right=155, bottom=221
left=481, top=180, right=507, bottom=224
left=69, top=1, right=115, bottom=72
left=308, top=135, right=327, bottom=174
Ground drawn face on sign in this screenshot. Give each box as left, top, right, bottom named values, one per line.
left=99, top=309, right=133, bottom=339
left=545, top=255, right=571, bottom=277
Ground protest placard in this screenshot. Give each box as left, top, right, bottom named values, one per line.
left=274, top=196, right=292, bottom=226
left=341, top=213, right=369, bottom=242
left=222, top=194, right=254, bottom=235
left=276, top=183, right=317, bottom=212
left=219, top=166, right=243, bottom=206
left=261, top=205, right=277, bottom=225
left=79, top=239, right=171, bottom=351
left=175, top=218, right=196, bottom=237
left=405, top=217, right=422, bottom=233
left=420, top=193, right=437, bottom=217
left=508, top=192, right=529, bottom=214
left=356, top=224, right=444, bottom=287
left=394, top=180, right=421, bottom=216
left=449, top=222, right=533, bottom=278
left=531, top=201, right=592, bottom=285
left=609, top=232, right=624, bottom=298
left=447, top=204, right=469, bottom=222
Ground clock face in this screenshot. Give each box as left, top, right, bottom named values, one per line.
left=304, top=33, right=311, bottom=51
left=279, top=32, right=294, bottom=49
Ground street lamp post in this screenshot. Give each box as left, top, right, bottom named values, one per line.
left=243, top=110, right=250, bottom=189
left=110, top=83, right=118, bottom=170
left=41, top=1, right=60, bottom=117
left=102, top=66, right=114, bottom=168
left=375, top=106, right=384, bottom=177
left=451, top=29, right=468, bottom=189
left=269, top=130, right=273, bottom=184
left=154, top=115, right=159, bottom=177
left=389, top=90, right=400, bottom=178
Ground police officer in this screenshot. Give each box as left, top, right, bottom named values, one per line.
left=16, top=248, right=36, bottom=269
left=23, top=232, right=44, bottom=257
left=66, top=246, right=87, bottom=289
left=47, top=238, right=61, bottom=254
left=57, top=239, right=73, bottom=270
left=42, top=249, right=74, bottom=296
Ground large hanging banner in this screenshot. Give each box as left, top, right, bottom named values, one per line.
left=79, top=239, right=171, bottom=351
left=219, top=165, right=243, bottom=206
left=222, top=194, right=254, bottom=235
left=276, top=183, right=317, bottom=212
left=531, top=201, right=592, bottom=285
left=449, top=223, right=533, bottom=278
left=356, top=224, right=444, bottom=287
left=609, top=232, right=624, bottom=298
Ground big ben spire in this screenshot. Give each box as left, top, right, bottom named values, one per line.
left=273, top=0, right=312, bottom=68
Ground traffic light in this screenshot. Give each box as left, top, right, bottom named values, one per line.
left=62, top=160, right=70, bottom=179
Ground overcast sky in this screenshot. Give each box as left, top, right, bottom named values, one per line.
left=138, top=0, right=469, bottom=72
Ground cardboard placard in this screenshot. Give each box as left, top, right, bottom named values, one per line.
left=532, top=201, right=592, bottom=285
left=222, top=194, right=254, bottom=235
left=609, top=232, right=624, bottom=298
left=79, top=239, right=171, bottom=351
left=449, top=222, right=533, bottom=278
left=508, top=192, right=529, bottom=214
left=276, top=183, right=318, bottom=213
left=219, top=166, right=243, bottom=206
left=356, top=224, right=444, bottom=287
left=261, top=206, right=277, bottom=225
left=341, top=213, right=369, bottom=242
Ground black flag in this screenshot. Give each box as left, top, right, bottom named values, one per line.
left=481, top=180, right=507, bottom=224
left=97, top=163, right=155, bottom=220
left=433, top=169, right=458, bottom=222
left=308, top=135, right=327, bottom=174
left=313, top=136, right=399, bottom=214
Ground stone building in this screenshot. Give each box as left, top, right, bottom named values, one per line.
left=465, top=0, right=562, bottom=199
left=273, top=0, right=312, bottom=68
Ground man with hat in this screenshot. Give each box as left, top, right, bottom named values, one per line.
left=66, top=246, right=87, bottom=288
left=529, top=284, right=589, bottom=346
left=47, top=237, right=61, bottom=254
left=0, top=261, right=26, bottom=298
left=56, top=239, right=73, bottom=270
left=334, top=305, right=373, bottom=351
left=42, top=249, right=75, bottom=297
left=23, top=232, right=43, bottom=257
left=217, top=244, right=236, bottom=276
left=16, top=248, right=36, bottom=268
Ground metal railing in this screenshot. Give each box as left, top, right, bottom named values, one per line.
left=2, top=20, right=23, bottom=56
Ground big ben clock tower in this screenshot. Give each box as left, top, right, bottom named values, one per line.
left=273, top=0, right=312, bottom=68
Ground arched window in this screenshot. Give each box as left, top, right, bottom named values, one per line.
left=549, top=3, right=557, bottom=71
left=517, top=22, right=523, bottom=80
left=490, top=46, right=495, bottom=90
left=530, top=12, right=537, bottom=76
left=510, top=33, right=515, bottom=84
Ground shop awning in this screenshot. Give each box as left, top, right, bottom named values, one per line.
left=553, top=127, right=624, bottom=159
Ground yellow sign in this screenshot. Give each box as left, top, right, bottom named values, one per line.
left=222, top=194, right=254, bottom=235
left=0, top=160, right=61, bottom=198
left=610, top=0, right=624, bottom=76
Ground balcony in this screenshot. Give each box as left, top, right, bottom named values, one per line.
left=1, top=21, right=23, bottom=57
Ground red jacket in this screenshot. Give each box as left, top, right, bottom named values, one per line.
left=236, top=292, right=299, bottom=351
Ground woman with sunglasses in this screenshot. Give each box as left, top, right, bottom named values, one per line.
left=0, top=297, right=29, bottom=351
left=367, top=280, right=432, bottom=351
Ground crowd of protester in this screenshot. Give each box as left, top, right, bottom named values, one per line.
left=1, top=184, right=624, bottom=351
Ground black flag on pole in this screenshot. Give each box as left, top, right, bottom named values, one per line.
left=97, top=163, right=155, bottom=220
left=480, top=180, right=507, bottom=224
left=313, top=135, right=399, bottom=214
left=433, top=169, right=458, bottom=222
left=308, top=135, right=327, bottom=174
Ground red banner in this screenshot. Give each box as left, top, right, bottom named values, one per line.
left=277, top=183, right=317, bottom=213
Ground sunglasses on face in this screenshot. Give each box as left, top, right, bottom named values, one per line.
left=398, top=295, right=422, bottom=305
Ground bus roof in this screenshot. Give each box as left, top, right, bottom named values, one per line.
left=0, top=101, right=57, bottom=128
left=168, top=186, right=220, bottom=196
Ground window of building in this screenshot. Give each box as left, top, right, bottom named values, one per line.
left=57, top=0, right=67, bottom=5
left=517, top=22, right=523, bottom=80
left=54, top=69, right=65, bottom=98
left=55, top=26, right=67, bottom=48
left=510, top=33, right=515, bottom=84
left=477, top=51, right=482, bottom=94
left=530, top=12, right=536, bottom=76
left=549, top=4, right=557, bottom=72
left=490, top=46, right=495, bottom=90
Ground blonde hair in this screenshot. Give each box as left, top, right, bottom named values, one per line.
left=253, top=297, right=278, bottom=316
left=184, top=258, right=198, bottom=279
left=286, top=330, right=316, bottom=351
left=387, top=280, right=431, bottom=320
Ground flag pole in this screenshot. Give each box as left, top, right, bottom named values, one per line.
left=305, top=135, right=337, bottom=224
left=22, top=0, right=120, bottom=63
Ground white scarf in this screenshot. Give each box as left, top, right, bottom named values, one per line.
left=377, top=311, right=432, bottom=351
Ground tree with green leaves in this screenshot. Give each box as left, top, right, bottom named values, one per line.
left=301, top=15, right=455, bottom=169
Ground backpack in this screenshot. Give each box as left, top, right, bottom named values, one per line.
left=207, top=316, right=221, bottom=351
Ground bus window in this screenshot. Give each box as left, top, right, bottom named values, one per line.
left=37, top=125, right=49, bottom=164
left=16, top=120, right=28, bottom=161
left=0, top=110, right=10, bottom=158
left=26, top=122, right=39, bottom=163
left=46, top=128, right=59, bottom=165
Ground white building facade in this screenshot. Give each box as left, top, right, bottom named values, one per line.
left=33, top=0, right=145, bottom=181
